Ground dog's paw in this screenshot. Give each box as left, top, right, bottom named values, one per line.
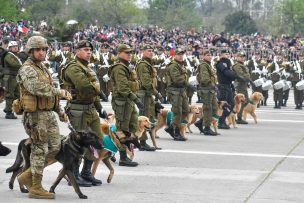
left=49, top=188, right=55, bottom=194
left=79, top=194, right=88, bottom=199
left=20, top=188, right=29, bottom=193
left=107, top=173, right=114, bottom=183
left=155, top=147, right=162, bottom=150
left=9, top=182, right=13, bottom=190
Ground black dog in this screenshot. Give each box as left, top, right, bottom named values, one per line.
left=0, top=141, right=11, bottom=156
left=6, top=130, right=103, bottom=199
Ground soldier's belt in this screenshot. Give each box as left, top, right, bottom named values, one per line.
left=167, top=87, right=185, bottom=93
left=198, top=86, right=216, bottom=91
left=68, top=103, right=95, bottom=111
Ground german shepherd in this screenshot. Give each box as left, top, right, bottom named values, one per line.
left=6, top=129, right=103, bottom=199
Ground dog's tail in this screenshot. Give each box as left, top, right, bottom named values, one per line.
left=5, top=139, right=28, bottom=173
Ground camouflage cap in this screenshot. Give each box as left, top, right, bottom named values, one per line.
left=175, top=48, right=185, bottom=55
left=141, top=44, right=154, bottom=50
left=75, top=40, right=93, bottom=50
left=117, top=44, right=133, bottom=53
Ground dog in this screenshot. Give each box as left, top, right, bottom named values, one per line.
left=226, top=93, right=246, bottom=128
left=91, top=115, right=154, bottom=181
left=185, top=106, right=203, bottom=133
left=243, top=92, right=263, bottom=123
left=0, top=141, right=11, bottom=156
left=180, top=104, right=200, bottom=135
left=6, top=129, right=103, bottom=199
left=210, top=101, right=230, bottom=135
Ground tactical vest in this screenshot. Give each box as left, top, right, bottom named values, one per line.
left=135, top=59, right=157, bottom=90
left=3, top=52, right=22, bottom=75
left=165, top=61, right=188, bottom=87
left=19, top=60, right=58, bottom=112
left=108, top=62, right=140, bottom=95
left=62, top=59, right=100, bottom=102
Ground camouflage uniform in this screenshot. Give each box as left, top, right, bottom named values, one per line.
left=196, top=57, right=218, bottom=135
left=3, top=49, right=22, bottom=118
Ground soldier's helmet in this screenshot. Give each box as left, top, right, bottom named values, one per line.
left=25, top=36, right=48, bottom=54
left=8, top=41, right=18, bottom=48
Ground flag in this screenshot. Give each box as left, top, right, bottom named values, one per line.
left=18, top=25, right=28, bottom=33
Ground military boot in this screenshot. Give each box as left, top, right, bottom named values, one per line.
left=73, top=164, right=92, bottom=187
left=194, top=119, right=204, bottom=133
left=236, top=117, right=248, bottom=124
left=164, top=124, right=175, bottom=138
left=17, top=168, right=32, bottom=192
left=5, top=111, right=17, bottom=119
left=263, top=98, right=267, bottom=106
left=173, top=127, right=187, bottom=141
left=274, top=101, right=281, bottom=109
left=28, top=174, right=55, bottom=199
left=282, top=99, right=287, bottom=107
left=119, top=151, right=138, bottom=167
left=139, top=140, right=156, bottom=151
left=80, top=159, right=102, bottom=186
left=203, top=126, right=217, bottom=136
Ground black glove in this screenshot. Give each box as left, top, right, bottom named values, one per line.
left=134, top=97, right=144, bottom=110
left=99, top=91, right=108, bottom=102
left=156, top=92, right=164, bottom=103
left=98, top=108, right=107, bottom=119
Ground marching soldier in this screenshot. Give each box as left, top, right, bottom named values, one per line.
left=291, top=59, right=304, bottom=109
left=194, top=50, right=218, bottom=135
left=232, top=51, right=252, bottom=124
left=58, top=42, right=74, bottom=88
left=136, top=44, right=163, bottom=151
left=109, top=44, right=143, bottom=167
left=216, top=49, right=246, bottom=129
left=97, top=43, right=115, bottom=101
left=3, top=41, right=22, bottom=119
left=62, top=40, right=103, bottom=186
left=17, top=36, right=71, bottom=199
left=164, top=48, right=188, bottom=141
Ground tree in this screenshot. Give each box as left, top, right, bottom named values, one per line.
left=223, top=11, right=257, bottom=35
left=0, top=0, right=29, bottom=21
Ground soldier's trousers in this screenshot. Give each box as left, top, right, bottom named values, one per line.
left=200, top=90, right=217, bottom=127
left=112, top=97, right=138, bottom=134
left=236, top=88, right=249, bottom=119
left=167, top=87, right=189, bottom=128
left=293, top=82, right=304, bottom=105
left=283, top=89, right=290, bottom=100
left=67, top=103, right=102, bottom=160
left=23, top=111, right=61, bottom=175
left=100, top=81, right=110, bottom=97
left=137, top=90, right=155, bottom=141
left=217, top=84, right=234, bottom=124
left=273, top=88, right=283, bottom=102
left=3, top=75, right=19, bottom=112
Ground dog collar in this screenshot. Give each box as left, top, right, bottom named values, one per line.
left=212, top=114, right=220, bottom=120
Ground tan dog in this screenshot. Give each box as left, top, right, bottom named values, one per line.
left=226, top=93, right=246, bottom=128
left=243, top=92, right=263, bottom=123
left=92, top=115, right=154, bottom=182
left=180, top=104, right=200, bottom=135
left=210, top=101, right=230, bottom=135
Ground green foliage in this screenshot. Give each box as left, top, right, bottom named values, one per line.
left=147, top=0, right=201, bottom=29
left=223, top=11, right=258, bottom=35
left=50, top=17, right=79, bottom=42
left=0, top=0, right=29, bottom=21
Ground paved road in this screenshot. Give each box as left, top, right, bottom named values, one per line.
left=0, top=90, right=304, bottom=202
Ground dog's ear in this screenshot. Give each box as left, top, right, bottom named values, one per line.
left=235, top=95, right=240, bottom=103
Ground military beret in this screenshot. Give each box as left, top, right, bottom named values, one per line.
left=142, top=44, right=154, bottom=50
left=157, top=46, right=165, bottom=51
left=236, top=51, right=246, bottom=57
left=75, top=40, right=93, bottom=50
left=220, top=49, right=230, bottom=54
left=101, top=43, right=110, bottom=48
left=175, top=48, right=185, bottom=55
left=117, top=44, right=133, bottom=53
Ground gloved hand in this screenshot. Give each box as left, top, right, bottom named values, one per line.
left=60, top=89, right=72, bottom=100
left=134, top=97, right=144, bottom=110
left=99, top=91, right=108, bottom=102
left=58, top=111, right=69, bottom=122
left=156, top=92, right=164, bottom=103
left=98, top=108, right=107, bottom=119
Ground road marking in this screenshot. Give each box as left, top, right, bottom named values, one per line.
left=3, top=141, right=304, bottom=159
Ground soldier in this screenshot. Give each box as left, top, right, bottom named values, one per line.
left=232, top=51, right=252, bottom=124
left=62, top=40, right=104, bottom=186
left=216, top=49, right=246, bottom=129
left=164, top=48, right=188, bottom=141
left=0, top=37, right=9, bottom=87
left=291, top=59, right=303, bottom=109
left=136, top=44, right=163, bottom=151
left=58, top=42, right=74, bottom=88
left=109, top=44, right=143, bottom=167
left=16, top=36, right=71, bottom=199
left=194, top=50, right=218, bottom=135
left=3, top=41, right=22, bottom=119
left=97, top=43, right=115, bottom=101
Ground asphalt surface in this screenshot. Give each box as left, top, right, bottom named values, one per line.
left=0, top=90, right=304, bottom=203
